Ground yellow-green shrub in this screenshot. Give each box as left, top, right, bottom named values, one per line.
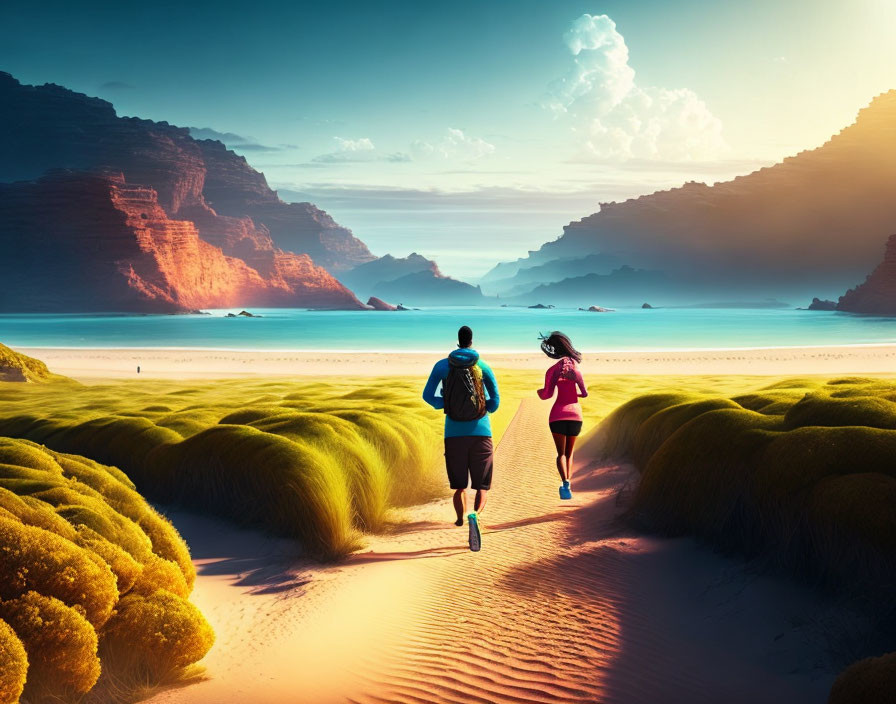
left=591, top=377, right=896, bottom=703
left=0, top=438, right=65, bottom=474
left=829, top=652, right=896, bottom=704
left=0, top=375, right=448, bottom=556
left=631, top=397, right=741, bottom=468
left=101, top=589, right=214, bottom=680
left=598, top=378, right=896, bottom=588
left=0, top=487, right=78, bottom=540
left=582, top=392, right=700, bottom=460
left=49, top=451, right=194, bottom=586
left=148, top=425, right=357, bottom=559
left=42, top=416, right=182, bottom=476
left=0, top=437, right=210, bottom=699
left=330, top=409, right=440, bottom=506
left=635, top=409, right=780, bottom=550
left=0, top=591, right=100, bottom=696
left=74, top=526, right=142, bottom=595
left=132, top=511, right=195, bottom=589
left=36, top=487, right=151, bottom=557
left=784, top=392, right=896, bottom=430
left=0, top=515, right=117, bottom=629
left=131, top=555, right=190, bottom=598
left=248, top=412, right=389, bottom=531
left=0, top=617, right=27, bottom=704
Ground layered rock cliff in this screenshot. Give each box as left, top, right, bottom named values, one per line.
left=194, top=138, right=374, bottom=271
left=0, top=71, right=375, bottom=303
left=0, top=171, right=363, bottom=312
left=487, top=90, right=896, bottom=300
left=837, top=235, right=896, bottom=315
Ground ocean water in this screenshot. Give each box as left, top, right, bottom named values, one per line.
left=1, top=307, right=895, bottom=352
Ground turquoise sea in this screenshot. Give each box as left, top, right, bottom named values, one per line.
left=1, top=307, right=895, bottom=352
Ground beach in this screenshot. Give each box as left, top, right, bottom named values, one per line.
left=19, top=343, right=896, bottom=379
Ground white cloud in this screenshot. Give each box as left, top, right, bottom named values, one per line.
left=311, top=136, right=410, bottom=164
left=547, top=14, right=726, bottom=161
left=334, top=136, right=375, bottom=152
left=412, top=128, right=495, bottom=161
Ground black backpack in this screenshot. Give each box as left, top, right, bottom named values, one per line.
left=443, top=357, right=487, bottom=422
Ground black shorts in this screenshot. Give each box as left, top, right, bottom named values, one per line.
left=444, top=436, right=494, bottom=490
left=549, top=420, right=583, bottom=437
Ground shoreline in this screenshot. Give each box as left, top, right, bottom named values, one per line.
left=15, top=344, right=896, bottom=379
left=14, top=340, right=896, bottom=353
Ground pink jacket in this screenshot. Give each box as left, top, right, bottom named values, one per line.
left=537, top=358, right=588, bottom=422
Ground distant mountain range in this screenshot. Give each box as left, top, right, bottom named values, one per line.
left=486, top=90, right=896, bottom=307
left=481, top=253, right=624, bottom=298
left=505, top=265, right=667, bottom=307
left=340, top=253, right=485, bottom=306
left=339, top=253, right=438, bottom=298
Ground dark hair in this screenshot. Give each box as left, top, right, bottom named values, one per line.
left=540, top=331, right=581, bottom=362
left=458, top=325, right=473, bottom=348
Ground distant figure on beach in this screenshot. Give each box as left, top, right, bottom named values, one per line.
left=137, top=365, right=140, bottom=374
left=423, top=325, right=500, bottom=552
left=537, top=332, right=588, bottom=500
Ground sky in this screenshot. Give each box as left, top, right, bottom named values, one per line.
left=2, top=0, right=895, bottom=278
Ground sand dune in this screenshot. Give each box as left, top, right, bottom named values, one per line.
left=148, top=399, right=841, bottom=704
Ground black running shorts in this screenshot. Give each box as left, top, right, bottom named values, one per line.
left=549, top=420, right=583, bottom=436
left=444, top=436, right=494, bottom=490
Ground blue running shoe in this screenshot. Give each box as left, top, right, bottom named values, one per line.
left=559, top=480, right=572, bottom=500
left=467, top=512, right=482, bottom=552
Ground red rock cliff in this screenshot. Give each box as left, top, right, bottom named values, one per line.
left=195, top=139, right=375, bottom=271
left=0, top=71, right=375, bottom=292
left=0, top=171, right=364, bottom=312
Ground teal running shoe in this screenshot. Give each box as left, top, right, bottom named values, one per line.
left=559, top=480, right=572, bottom=500
left=467, top=512, right=482, bottom=552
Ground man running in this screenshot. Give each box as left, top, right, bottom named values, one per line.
left=422, top=325, right=500, bottom=551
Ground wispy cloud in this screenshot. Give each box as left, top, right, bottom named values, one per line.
left=233, top=143, right=292, bottom=152
left=311, top=136, right=411, bottom=164
left=412, top=128, right=495, bottom=161
left=546, top=14, right=727, bottom=161
left=274, top=183, right=632, bottom=213
left=187, top=126, right=291, bottom=152
left=334, top=136, right=375, bottom=152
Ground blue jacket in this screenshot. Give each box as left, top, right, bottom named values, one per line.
left=422, top=348, right=500, bottom=437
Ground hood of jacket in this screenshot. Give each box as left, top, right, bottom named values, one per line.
left=448, top=347, right=480, bottom=368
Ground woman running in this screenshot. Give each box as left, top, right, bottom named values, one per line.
left=536, top=331, right=588, bottom=500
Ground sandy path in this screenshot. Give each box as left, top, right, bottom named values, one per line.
left=149, top=400, right=840, bottom=704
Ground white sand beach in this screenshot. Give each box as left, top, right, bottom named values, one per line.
left=17, top=344, right=896, bottom=380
